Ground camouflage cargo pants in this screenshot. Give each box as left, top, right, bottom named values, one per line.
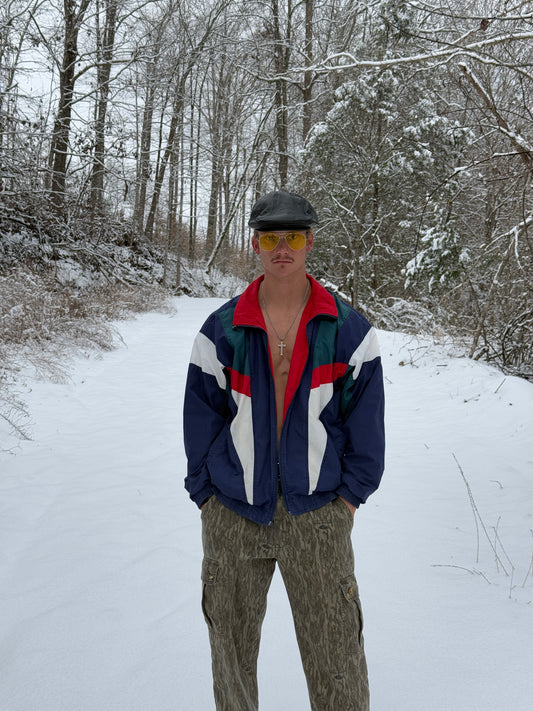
left=201, top=493, right=369, bottom=711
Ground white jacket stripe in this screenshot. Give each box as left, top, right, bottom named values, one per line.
left=307, top=383, right=332, bottom=494
left=190, top=332, right=226, bottom=388
left=230, top=392, right=255, bottom=505
left=348, top=327, right=380, bottom=380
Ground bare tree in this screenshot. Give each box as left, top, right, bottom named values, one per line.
left=89, top=0, right=118, bottom=220
left=143, top=0, right=229, bottom=241
left=270, top=0, right=290, bottom=186
left=47, top=0, right=92, bottom=209
left=302, top=0, right=314, bottom=141
left=0, top=0, right=47, bottom=194
left=131, top=4, right=175, bottom=235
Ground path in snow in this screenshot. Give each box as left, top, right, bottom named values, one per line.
left=1, top=297, right=532, bottom=711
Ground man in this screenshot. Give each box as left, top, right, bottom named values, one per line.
left=183, top=190, right=385, bottom=711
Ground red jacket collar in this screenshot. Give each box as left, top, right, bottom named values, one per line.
left=233, top=275, right=337, bottom=329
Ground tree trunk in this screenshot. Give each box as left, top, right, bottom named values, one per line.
left=49, top=0, right=92, bottom=210
left=165, top=140, right=179, bottom=287
left=133, top=64, right=157, bottom=235
left=302, top=0, right=313, bottom=142
left=272, top=0, right=289, bottom=186
left=205, top=155, right=221, bottom=254
left=90, top=0, right=118, bottom=221
left=144, top=84, right=185, bottom=240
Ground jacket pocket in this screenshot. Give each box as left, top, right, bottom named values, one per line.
left=206, top=427, right=248, bottom=502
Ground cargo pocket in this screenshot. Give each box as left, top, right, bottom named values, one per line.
left=201, top=557, right=223, bottom=634
left=339, top=575, right=364, bottom=649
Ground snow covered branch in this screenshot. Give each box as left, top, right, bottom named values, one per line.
left=299, top=31, right=533, bottom=75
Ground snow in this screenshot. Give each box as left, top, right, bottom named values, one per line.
left=1, top=297, right=532, bottom=711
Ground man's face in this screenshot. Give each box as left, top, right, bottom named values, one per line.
left=252, top=230, right=314, bottom=278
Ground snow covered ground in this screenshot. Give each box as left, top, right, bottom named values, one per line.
left=1, top=296, right=532, bottom=711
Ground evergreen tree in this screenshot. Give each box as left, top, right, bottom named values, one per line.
left=301, top=65, right=472, bottom=308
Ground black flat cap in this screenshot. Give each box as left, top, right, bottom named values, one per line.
left=248, top=190, right=318, bottom=230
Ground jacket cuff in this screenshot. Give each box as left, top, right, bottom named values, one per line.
left=336, top=484, right=363, bottom=509
left=190, top=484, right=214, bottom=510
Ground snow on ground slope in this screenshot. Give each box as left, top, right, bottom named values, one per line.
left=0, top=297, right=532, bottom=711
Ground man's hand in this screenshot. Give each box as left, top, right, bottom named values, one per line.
left=339, top=496, right=357, bottom=516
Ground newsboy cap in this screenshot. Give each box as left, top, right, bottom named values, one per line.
left=248, top=190, right=318, bottom=230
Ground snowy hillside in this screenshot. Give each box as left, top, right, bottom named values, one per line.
left=1, top=297, right=532, bottom=711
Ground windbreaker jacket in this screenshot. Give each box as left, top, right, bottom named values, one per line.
left=183, top=275, right=385, bottom=525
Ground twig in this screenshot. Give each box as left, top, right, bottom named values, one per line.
left=431, top=564, right=491, bottom=584
left=453, top=452, right=480, bottom=562
left=522, top=531, right=533, bottom=588
left=493, top=518, right=516, bottom=598
left=494, top=378, right=506, bottom=394
left=493, top=519, right=514, bottom=572
left=452, top=453, right=509, bottom=575
left=0, top=403, right=31, bottom=441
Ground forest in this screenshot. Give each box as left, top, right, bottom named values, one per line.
left=1, top=0, right=532, bottom=383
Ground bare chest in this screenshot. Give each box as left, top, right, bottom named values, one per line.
left=262, top=313, right=303, bottom=440
left=264, top=321, right=297, bottom=379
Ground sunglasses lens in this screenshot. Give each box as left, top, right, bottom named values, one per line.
left=258, top=232, right=307, bottom=251
left=286, top=232, right=306, bottom=250
left=258, top=233, right=279, bottom=250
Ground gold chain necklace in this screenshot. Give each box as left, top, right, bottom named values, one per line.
left=261, top=281, right=310, bottom=357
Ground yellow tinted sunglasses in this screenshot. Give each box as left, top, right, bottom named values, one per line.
left=258, top=231, right=307, bottom=251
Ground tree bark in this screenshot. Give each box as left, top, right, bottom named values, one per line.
left=133, top=57, right=159, bottom=235
left=90, top=0, right=118, bottom=220
left=302, top=0, right=313, bottom=142
left=272, top=0, right=289, bottom=187
left=49, top=0, right=92, bottom=210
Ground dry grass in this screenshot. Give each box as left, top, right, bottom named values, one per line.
left=0, top=265, right=172, bottom=445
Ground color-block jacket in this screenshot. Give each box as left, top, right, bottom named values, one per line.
left=183, top=275, right=385, bottom=525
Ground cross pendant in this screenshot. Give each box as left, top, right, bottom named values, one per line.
left=278, top=340, right=286, bottom=356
